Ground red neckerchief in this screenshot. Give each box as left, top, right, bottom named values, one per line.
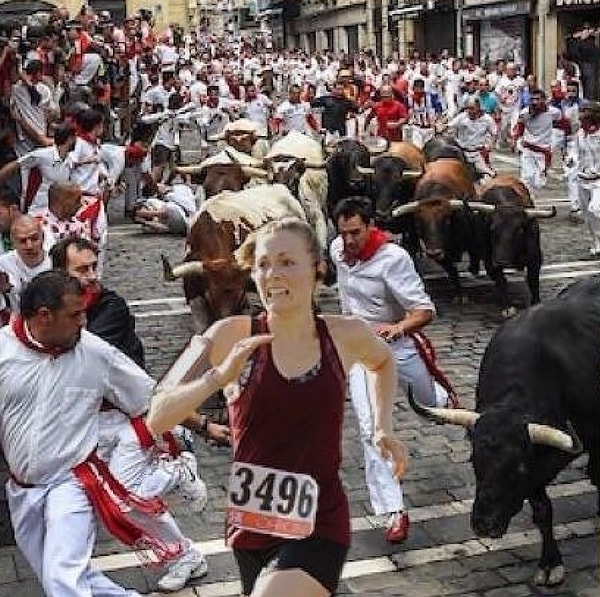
left=76, top=130, right=99, bottom=146
left=82, top=285, right=102, bottom=310
left=12, top=316, right=69, bottom=358
left=345, top=227, right=390, bottom=264
left=125, top=143, right=147, bottom=164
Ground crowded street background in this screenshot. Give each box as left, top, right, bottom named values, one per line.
left=0, top=2, right=599, bottom=597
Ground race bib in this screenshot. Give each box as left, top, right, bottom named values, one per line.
left=227, top=462, right=319, bottom=540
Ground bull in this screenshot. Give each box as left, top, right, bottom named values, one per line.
left=392, top=159, right=482, bottom=297
left=176, top=149, right=266, bottom=199
left=473, top=176, right=556, bottom=316
left=161, top=184, right=306, bottom=332
left=325, top=139, right=371, bottom=217
left=250, top=131, right=329, bottom=250
left=408, top=275, right=600, bottom=587
left=353, top=142, right=423, bottom=253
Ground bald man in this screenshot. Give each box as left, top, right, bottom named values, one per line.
left=0, top=216, right=51, bottom=320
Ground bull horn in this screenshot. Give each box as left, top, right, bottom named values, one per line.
left=408, top=386, right=480, bottom=428
left=161, top=254, right=176, bottom=281
left=527, top=421, right=583, bottom=454
left=401, top=170, right=423, bottom=179
left=448, top=199, right=468, bottom=210
left=356, top=165, right=375, bottom=176
left=176, top=164, right=205, bottom=175
left=241, top=165, right=269, bottom=179
left=525, top=206, right=557, bottom=219
left=303, top=160, right=325, bottom=169
left=392, top=201, right=419, bottom=217
left=170, top=261, right=205, bottom=278
left=464, top=201, right=497, bottom=213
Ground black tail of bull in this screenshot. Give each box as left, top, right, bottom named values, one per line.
left=407, top=385, right=446, bottom=425
left=160, top=254, right=176, bottom=282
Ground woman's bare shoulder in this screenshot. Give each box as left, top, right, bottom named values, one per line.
left=205, top=315, right=252, bottom=364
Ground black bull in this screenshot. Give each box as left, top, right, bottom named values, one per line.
left=392, top=186, right=555, bottom=306
left=409, top=275, right=600, bottom=587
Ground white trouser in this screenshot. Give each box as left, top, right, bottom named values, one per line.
left=411, top=126, right=435, bottom=150
left=100, top=412, right=200, bottom=566
left=498, top=107, right=519, bottom=144
left=565, top=166, right=581, bottom=212
left=520, top=147, right=548, bottom=195
left=464, top=149, right=495, bottom=178
left=6, top=476, right=140, bottom=597
left=348, top=339, right=447, bottom=515
left=579, top=181, right=600, bottom=251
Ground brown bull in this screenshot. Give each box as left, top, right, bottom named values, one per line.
left=161, top=184, right=306, bottom=332
left=387, top=141, right=426, bottom=171
left=393, top=159, right=480, bottom=296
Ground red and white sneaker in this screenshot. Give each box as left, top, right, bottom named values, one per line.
left=385, top=511, right=410, bottom=543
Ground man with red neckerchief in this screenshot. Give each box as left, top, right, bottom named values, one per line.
left=330, top=197, right=457, bottom=544
left=0, top=271, right=165, bottom=597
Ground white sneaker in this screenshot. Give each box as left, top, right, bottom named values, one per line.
left=157, top=548, right=208, bottom=592
left=178, top=452, right=208, bottom=513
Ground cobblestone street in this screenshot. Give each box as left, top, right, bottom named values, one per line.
left=0, top=153, right=598, bottom=596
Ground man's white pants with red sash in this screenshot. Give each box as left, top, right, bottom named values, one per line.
left=6, top=475, right=141, bottom=597
left=348, top=340, right=447, bottom=515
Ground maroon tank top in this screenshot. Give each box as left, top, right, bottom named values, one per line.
left=227, top=313, right=350, bottom=549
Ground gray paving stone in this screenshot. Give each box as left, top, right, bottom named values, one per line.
left=0, top=555, right=16, bottom=583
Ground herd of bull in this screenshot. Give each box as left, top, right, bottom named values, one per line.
left=155, top=131, right=598, bottom=588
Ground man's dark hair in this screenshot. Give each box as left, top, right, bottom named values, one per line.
left=0, top=185, right=19, bottom=207
left=530, top=88, right=546, bottom=99
left=24, top=60, right=43, bottom=75
left=54, top=123, right=75, bottom=146
left=20, top=271, right=82, bottom=318
left=50, top=237, right=99, bottom=270
left=332, top=196, right=373, bottom=225
left=76, top=108, right=104, bottom=133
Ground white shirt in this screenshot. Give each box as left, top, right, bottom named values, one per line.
left=276, top=100, right=312, bottom=134
left=18, top=146, right=72, bottom=211
left=0, top=327, right=153, bottom=485
left=10, top=80, right=52, bottom=153
left=244, top=94, right=273, bottom=132
left=68, top=137, right=106, bottom=195
left=519, top=106, right=561, bottom=148
left=0, top=251, right=51, bottom=314
left=330, top=237, right=435, bottom=324
left=448, top=112, right=496, bottom=150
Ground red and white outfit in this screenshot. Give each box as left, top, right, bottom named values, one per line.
left=67, top=135, right=109, bottom=275
left=0, top=322, right=176, bottom=597
left=495, top=74, right=524, bottom=145
left=567, top=125, right=600, bottom=254
left=17, top=145, right=72, bottom=212
left=514, top=106, right=562, bottom=195
left=408, top=93, right=437, bottom=149
left=0, top=250, right=51, bottom=316
left=447, top=111, right=497, bottom=179
left=330, top=232, right=450, bottom=517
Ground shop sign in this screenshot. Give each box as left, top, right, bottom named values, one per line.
left=555, top=0, right=600, bottom=8
left=462, top=0, right=530, bottom=20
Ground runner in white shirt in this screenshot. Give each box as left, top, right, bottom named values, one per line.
left=0, top=216, right=51, bottom=316
left=276, top=84, right=315, bottom=135
left=0, top=271, right=206, bottom=597
left=495, top=64, right=525, bottom=148
left=242, top=81, right=273, bottom=135
left=444, top=97, right=497, bottom=179
left=330, top=197, right=454, bottom=545
left=512, top=88, right=562, bottom=196
left=0, top=124, right=75, bottom=213
left=68, top=108, right=107, bottom=197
